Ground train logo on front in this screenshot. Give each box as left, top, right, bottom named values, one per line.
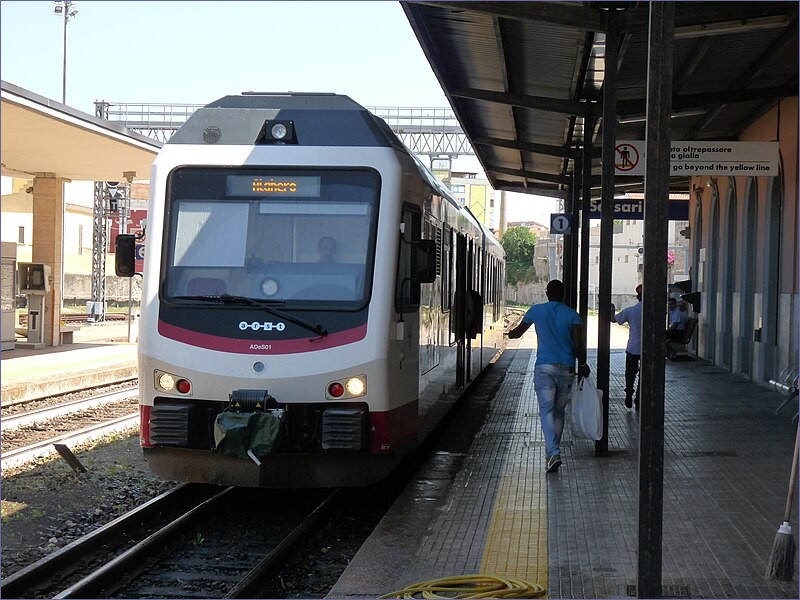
left=239, top=321, right=286, bottom=331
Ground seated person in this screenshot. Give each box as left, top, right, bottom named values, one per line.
left=318, top=236, right=337, bottom=263
left=665, top=298, right=690, bottom=350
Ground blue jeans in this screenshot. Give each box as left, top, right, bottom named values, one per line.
left=533, top=363, right=576, bottom=458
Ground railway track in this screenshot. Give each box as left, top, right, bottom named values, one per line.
left=2, top=388, right=138, bottom=432
left=17, top=313, right=128, bottom=326
left=1, top=385, right=140, bottom=473
left=1, top=485, right=339, bottom=599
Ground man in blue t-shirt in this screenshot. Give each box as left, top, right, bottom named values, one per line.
left=507, top=279, right=590, bottom=473
left=611, top=284, right=643, bottom=410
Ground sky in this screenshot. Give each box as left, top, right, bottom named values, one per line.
left=1, top=0, right=558, bottom=225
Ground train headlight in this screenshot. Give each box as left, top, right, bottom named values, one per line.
left=259, top=120, right=296, bottom=144
left=270, top=123, right=287, bottom=140
left=155, top=370, right=193, bottom=395
left=157, top=372, right=175, bottom=391
left=326, top=375, right=366, bottom=400
left=345, top=376, right=366, bottom=397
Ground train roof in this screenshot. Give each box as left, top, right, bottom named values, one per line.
left=166, top=92, right=502, bottom=253
left=167, top=92, right=409, bottom=149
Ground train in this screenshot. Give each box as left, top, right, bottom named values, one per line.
left=115, top=92, right=506, bottom=488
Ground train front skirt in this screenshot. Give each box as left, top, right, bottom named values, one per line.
left=213, top=410, right=283, bottom=464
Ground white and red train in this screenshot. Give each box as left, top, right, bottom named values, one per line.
left=116, top=92, right=506, bottom=487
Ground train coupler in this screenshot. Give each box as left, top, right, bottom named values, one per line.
left=227, top=389, right=279, bottom=412
left=214, top=390, right=284, bottom=462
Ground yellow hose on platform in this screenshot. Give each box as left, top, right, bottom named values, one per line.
left=378, top=574, right=546, bottom=599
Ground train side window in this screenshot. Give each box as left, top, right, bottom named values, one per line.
left=441, top=226, right=451, bottom=312
left=396, top=205, right=422, bottom=312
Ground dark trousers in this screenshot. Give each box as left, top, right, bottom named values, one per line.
left=625, top=351, right=641, bottom=403
left=665, top=329, right=684, bottom=350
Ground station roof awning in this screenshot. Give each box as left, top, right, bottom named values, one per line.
left=402, top=1, right=799, bottom=201
left=1, top=81, right=161, bottom=183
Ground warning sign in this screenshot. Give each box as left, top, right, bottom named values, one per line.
left=614, top=140, right=779, bottom=177
left=669, top=141, right=779, bottom=176
left=615, top=143, right=640, bottom=173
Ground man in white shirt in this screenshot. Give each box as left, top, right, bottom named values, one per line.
left=611, top=284, right=643, bottom=410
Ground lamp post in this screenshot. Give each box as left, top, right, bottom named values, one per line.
left=53, top=1, right=78, bottom=104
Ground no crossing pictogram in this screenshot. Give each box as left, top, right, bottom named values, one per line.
left=615, top=143, right=640, bottom=171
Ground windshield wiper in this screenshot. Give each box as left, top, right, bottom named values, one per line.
left=173, top=294, right=284, bottom=305
left=172, top=294, right=327, bottom=337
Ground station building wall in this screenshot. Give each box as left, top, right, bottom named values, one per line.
left=689, top=97, right=798, bottom=385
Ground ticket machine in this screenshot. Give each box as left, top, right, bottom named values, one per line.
left=17, top=262, right=51, bottom=349
left=1, top=242, right=17, bottom=351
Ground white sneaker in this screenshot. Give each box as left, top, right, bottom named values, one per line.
left=546, top=454, right=562, bottom=473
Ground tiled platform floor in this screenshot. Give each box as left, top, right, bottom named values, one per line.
left=331, top=340, right=799, bottom=599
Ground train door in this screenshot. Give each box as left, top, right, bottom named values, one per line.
left=465, top=238, right=475, bottom=383
left=420, top=216, right=441, bottom=375
left=475, top=242, right=486, bottom=369
left=454, top=233, right=468, bottom=387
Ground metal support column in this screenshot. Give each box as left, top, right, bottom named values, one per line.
left=90, top=181, right=107, bottom=322
left=580, top=117, right=594, bottom=328
left=567, top=159, right=582, bottom=309
left=637, top=3, right=674, bottom=598
left=563, top=179, right=575, bottom=308
left=89, top=100, right=112, bottom=324
left=596, top=14, right=619, bottom=457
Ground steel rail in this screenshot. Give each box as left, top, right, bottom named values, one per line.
left=0, top=483, right=217, bottom=598
left=53, top=487, right=237, bottom=599
left=1, top=412, right=139, bottom=472
left=226, top=489, right=340, bottom=598
left=1, top=388, right=138, bottom=432
left=1, top=377, right=138, bottom=409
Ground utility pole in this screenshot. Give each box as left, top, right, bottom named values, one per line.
left=53, top=1, right=78, bottom=104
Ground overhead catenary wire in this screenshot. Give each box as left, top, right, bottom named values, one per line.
left=378, top=574, right=546, bottom=599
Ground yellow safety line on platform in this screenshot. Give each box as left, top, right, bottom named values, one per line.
left=480, top=350, right=548, bottom=596
left=480, top=454, right=548, bottom=594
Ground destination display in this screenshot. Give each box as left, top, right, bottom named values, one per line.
left=226, top=175, right=322, bottom=197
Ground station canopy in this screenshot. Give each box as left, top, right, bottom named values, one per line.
left=1, top=81, right=160, bottom=183
left=402, top=1, right=798, bottom=201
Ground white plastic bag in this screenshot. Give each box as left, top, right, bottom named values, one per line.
left=570, top=376, right=603, bottom=440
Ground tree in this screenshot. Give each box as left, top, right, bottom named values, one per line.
left=501, top=227, right=537, bottom=284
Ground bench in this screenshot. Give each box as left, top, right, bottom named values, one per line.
left=770, top=366, right=798, bottom=424
left=60, top=324, right=81, bottom=344
left=666, top=317, right=698, bottom=361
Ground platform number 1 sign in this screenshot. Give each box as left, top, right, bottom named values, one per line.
left=550, top=213, right=572, bottom=234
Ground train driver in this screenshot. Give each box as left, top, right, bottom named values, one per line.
left=318, top=236, right=337, bottom=263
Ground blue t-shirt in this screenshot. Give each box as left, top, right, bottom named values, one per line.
left=521, top=301, right=582, bottom=366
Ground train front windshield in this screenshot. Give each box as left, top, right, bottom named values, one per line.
left=163, top=168, right=379, bottom=307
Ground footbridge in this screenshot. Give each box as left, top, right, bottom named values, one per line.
left=94, top=101, right=475, bottom=158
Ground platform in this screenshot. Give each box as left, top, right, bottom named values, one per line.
left=330, top=335, right=799, bottom=599
left=1, top=322, right=137, bottom=405
left=1, top=318, right=797, bottom=598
